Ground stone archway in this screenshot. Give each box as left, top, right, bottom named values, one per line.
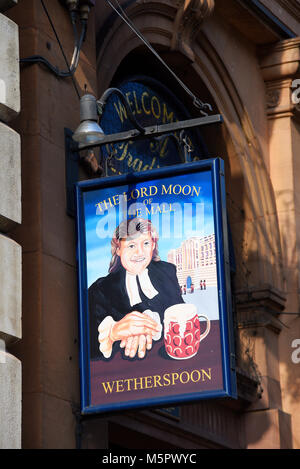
left=95, top=0, right=284, bottom=299
left=193, top=34, right=285, bottom=293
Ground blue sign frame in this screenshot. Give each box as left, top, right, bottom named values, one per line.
left=75, top=158, right=237, bottom=415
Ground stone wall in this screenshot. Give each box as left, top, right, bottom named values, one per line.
left=0, top=0, right=298, bottom=449
left=0, top=0, right=21, bottom=449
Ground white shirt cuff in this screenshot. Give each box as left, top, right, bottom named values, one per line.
left=143, top=309, right=162, bottom=341
left=98, top=316, right=116, bottom=359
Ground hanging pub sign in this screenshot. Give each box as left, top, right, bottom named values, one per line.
left=76, top=158, right=237, bottom=415
left=99, top=76, right=209, bottom=175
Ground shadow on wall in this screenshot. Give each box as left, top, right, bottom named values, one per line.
left=185, top=106, right=296, bottom=448
left=275, top=188, right=300, bottom=408
left=225, top=170, right=293, bottom=448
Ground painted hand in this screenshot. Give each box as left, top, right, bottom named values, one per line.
left=110, top=311, right=160, bottom=345
left=120, top=334, right=153, bottom=359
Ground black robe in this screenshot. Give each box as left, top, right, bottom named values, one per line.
left=88, top=260, right=184, bottom=360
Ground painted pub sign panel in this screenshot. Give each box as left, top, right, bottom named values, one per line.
left=76, top=159, right=237, bottom=414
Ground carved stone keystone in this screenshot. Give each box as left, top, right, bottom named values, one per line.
left=171, top=0, right=215, bottom=60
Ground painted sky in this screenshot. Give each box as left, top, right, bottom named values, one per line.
left=83, top=170, right=216, bottom=287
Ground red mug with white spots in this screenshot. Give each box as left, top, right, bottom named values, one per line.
left=163, top=304, right=210, bottom=360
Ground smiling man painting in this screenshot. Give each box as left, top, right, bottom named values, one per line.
left=88, top=218, right=184, bottom=361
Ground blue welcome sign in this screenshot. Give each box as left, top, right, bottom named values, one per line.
left=99, top=76, right=209, bottom=175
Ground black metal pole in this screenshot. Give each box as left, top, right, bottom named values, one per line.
left=73, top=114, right=223, bottom=151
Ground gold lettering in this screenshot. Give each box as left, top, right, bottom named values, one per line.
left=141, top=92, right=151, bottom=115
left=182, top=185, right=192, bottom=196
left=192, top=186, right=201, bottom=197
left=154, top=374, right=163, bottom=387
left=162, top=103, right=174, bottom=124
left=102, top=381, right=115, bottom=394
left=133, top=91, right=142, bottom=115
left=131, top=188, right=140, bottom=200
left=102, top=198, right=113, bottom=210
left=114, top=100, right=128, bottom=123
left=171, top=372, right=179, bottom=386
left=142, top=157, right=158, bottom=171
left=124, top=378, right=134, bottom=391
left=127, top=154, right=133, bottom=168
left=144, top=376, right=153, bottom=389
left=179, top=371, right=190, bottom=384
left=151, top=95, right=161, bottom=119
left=100, top=369, right=212, bottom=394
left=122, top=191, right=128, bottom=202
left=112, top=194, right=120, bottom=206
left=149, top=186, right=158, bottom=196
left=162, top=184, right=172, bottom=195
left=191, top=370, right=201, bottom=383
left=134, top=377, right=144, bottom=390
left=132, top=158, right=143, bottom=172
left=95, top=202, right=103, bottom=213
left=163, top=373, right=171, bottom=386
left=159, top=137, right=169, bottom=159
left=126, top=92, right=134, bottom=114
left=114, top=142, right=129, bottom=161
left=140, top=187, right=148, bottom=198
left=116, top=380, right=125, bottom=393
left=202, top=368, right=212, bottom=381
left=173, top=184, right=182, bottom=195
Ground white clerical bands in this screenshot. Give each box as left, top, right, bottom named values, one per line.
left=98, top=310, right=162, bottom=359
left=125, top=269, right=159, bottom=307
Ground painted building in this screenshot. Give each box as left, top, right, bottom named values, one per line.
left=167, top=235, right=217, bottom=288
left=0, top=0, right=299, bottom=450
